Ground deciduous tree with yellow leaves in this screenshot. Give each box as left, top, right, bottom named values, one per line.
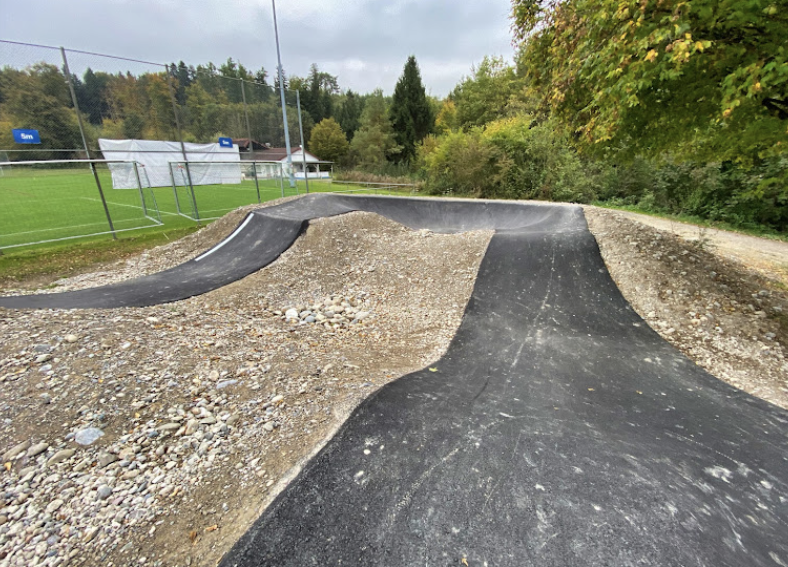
left=512, top=0, right=787, bottom=162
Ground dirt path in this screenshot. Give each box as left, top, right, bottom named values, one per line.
left=614, top=209, right=788, bottom=286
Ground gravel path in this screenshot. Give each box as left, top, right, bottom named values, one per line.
left=615, top=210, right=788, bottom=285
left=0, top=199, right=785, bottom=567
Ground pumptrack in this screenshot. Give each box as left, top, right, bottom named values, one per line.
left=3, top=195, right=787, bottom=566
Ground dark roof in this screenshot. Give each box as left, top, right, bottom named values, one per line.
left=233, top=138, right=268, bottom=151
left=258, top=147, right=289, bottom=161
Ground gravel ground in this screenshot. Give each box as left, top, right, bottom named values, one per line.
left=615, top=210, right=788, bottom=286
left=0, top=199, right=786, bottom=567
left=0, top=204, right=492, bottom=567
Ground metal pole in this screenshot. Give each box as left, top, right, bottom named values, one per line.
left=132, top=162, right=148, bottom=216
left=186, top=163, right=200, bottom=223
left=169, top=163, right=182, bottom=215
left=61, top=47, right=116, bottom=239
left=252, top=161, right=261, bottom=203
left=239, top=75, right=261, bottom=203
left=165, top=63, right=197, bottom=210
left=272, top=0, right=295, bottom=188
left=296, top=90, right=310, bottom=194
left=279, top=163, right=285, bottom=198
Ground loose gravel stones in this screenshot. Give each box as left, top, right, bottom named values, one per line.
left=2, top=201, right=781, bottom=567
left=0, top=207, right=493, bottom=567
left=74, top=428, right=104, bottom=446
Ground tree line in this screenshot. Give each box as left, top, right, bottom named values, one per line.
left=415, top=0, right=787, bottom=233
left=0, top=57, right=369, bottom=159
left=2, top=0, right=785, bottom=234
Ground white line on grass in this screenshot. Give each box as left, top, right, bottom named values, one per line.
left=79, top=197, right=180, bottom=217
left=2, top=220, right=117, bottom=238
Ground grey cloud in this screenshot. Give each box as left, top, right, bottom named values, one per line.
left=1, top=0, right=514, bottom=95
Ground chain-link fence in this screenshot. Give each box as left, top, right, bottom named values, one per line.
left=0, top=40, right=336, bottom=248
left=0, top=40, right=307, bottom=160
left=0, top=160, right=162, bottom=249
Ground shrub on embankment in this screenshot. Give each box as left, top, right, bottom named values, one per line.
left=418, top=115, right=788, bottom=235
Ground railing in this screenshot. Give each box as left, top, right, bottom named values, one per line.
left=168, top=160, right=288, bottom=221
left=326, top=180, right=420, bottom=195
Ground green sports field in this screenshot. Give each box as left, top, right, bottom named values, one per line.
left=0, top=164, right=415, bottom=249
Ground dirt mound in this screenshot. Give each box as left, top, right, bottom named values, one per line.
left=0, top=209, right=492, bottom=567
left=0, top=199, right=786, bottom=567
left=586, top=206, right=788, bottom=408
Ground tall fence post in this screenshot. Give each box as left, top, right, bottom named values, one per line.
left=240, top=77, right=261, bottom=203
left=165, top=63, right=197, bottom=220
left=185, top=162, right=200, bottom=224
left=132, top=162, right=148, bottom=217
left=61, top=47, right=116, bottom=240
left=296, top=90, right=310, bottom=194
left=252, top=161, right=261, bottom=204
left=169, top=163, right=182, bottom=215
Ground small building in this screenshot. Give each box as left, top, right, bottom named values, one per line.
left=233, top=139, right=332, bottom=179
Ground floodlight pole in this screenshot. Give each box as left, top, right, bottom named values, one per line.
left=296, top=90, right=310, bottom=194
left=272, top=0, right=296, bottom=189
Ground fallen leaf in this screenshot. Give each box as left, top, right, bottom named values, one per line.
left=461, top=556, right=469, bottom=566
left=4, top=462, right=11, bottom=471
left=429, top=367, right=438, bottom=372
left=204, top=525, right=218, bottom=532
left=189, top=529, right=198, bottom=544
left=588, top=388, right=595, bottom=392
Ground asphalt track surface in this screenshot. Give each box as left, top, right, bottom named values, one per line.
left=3, top=195, right=788, bottom=566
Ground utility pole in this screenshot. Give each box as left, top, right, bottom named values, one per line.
left=272, top=0, right=295, bottom=188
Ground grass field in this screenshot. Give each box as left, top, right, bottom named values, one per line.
left=0, top=163, right=415, bottom=250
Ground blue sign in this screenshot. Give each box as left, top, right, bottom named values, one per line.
left=13, top=129, right=41, bottom=144
left=218, top=137, right=233, bottom=148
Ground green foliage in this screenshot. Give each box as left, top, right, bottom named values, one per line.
left=452, top=56, right=525, bottom=129
left=421, top=115, right=598, bottom=202
left=434, top=100, right=459, bottom=135
left=336, top=90, right=364, bottom=140
left=348, top=90, right=402, bottom=171
left=309, top=117, right=349, bottom=163
left=420, top=129, right=505, bottom=196
left=0, top=64, right=83, bottom=159
left=122, top=112, right=145, bottom=139
left=288, top=64, right=338, bottom=125
left=389, top=56, right=434, bottom=164
left=512, top=0, right=788, bottom=162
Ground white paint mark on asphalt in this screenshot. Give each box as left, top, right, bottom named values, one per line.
left=704, top=466, right=733, bottom=483
left=194, top=213, right=254, bottom=262
left=770, top=551, right=788, bottom=566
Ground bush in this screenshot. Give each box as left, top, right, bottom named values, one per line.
left=420, top=129, right=506, bottom=197
left=419, top=111, right=787, bottom=233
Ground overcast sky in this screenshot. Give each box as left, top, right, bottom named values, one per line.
left=0, top=0, right=516, bottom=97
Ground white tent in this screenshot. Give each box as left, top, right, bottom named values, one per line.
left=98, top=139, right=241, bottom=189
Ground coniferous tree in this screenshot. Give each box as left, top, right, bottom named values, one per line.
left=389, top=56, right=433, bottom=163
left=337, top=90, right=363, bottom=141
